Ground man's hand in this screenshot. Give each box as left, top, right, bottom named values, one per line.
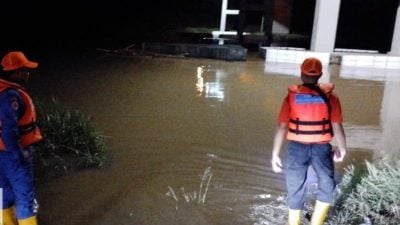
left=331, top=123, right=347, bottom=163
left=21, top=149, right=30, bottom=160
left=333, top=147, right=346, bottom=162
left=271, top=155, right=283, bottom=173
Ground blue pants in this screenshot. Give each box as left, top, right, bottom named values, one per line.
left=285, top=141, right=335, bottom=209
left=0, top=148, right=35, bottom=219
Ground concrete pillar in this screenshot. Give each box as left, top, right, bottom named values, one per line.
left=310, top=0, right=341, bottom=52
left=379, top=80, right=400, bottom=160
left=390, top=3, right=400, bottom=55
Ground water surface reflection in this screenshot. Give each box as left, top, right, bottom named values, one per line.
left=32, top=55, right=399, bottom=225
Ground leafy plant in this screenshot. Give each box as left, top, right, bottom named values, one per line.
left=33, top=97, right=107, bottom=178
left=329, top=159, right=400, bottom=225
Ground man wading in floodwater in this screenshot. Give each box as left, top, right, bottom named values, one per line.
left=270, top=57, right=347, bottom=225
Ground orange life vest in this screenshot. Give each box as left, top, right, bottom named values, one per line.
left=286, top=83, right=334, bottom=143
left=0, top=79, right=42, bottom=150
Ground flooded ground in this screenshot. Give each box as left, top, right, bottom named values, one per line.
left=29, top=52, right=400, bottom=225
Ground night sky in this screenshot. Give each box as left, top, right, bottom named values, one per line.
left=1, top=0, right=220, bottom=53
left=1, top=0, right=399, bottom=54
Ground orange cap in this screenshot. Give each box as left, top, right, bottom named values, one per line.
left=301, top=57, right=322, bottom=76
left=1, top=51, right=38, bottom=71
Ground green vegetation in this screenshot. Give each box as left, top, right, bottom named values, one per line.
left=33, top=98, right=107, bottom=178
left=329, top=159, right=400, bottom=225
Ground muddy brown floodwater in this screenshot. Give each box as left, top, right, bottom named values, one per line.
left=30, top=53, right=400, bottom=225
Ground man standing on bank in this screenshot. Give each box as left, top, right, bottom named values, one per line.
left=270, top=57, right=347, bottom=225
left=0, top=51, right=43, bottom=225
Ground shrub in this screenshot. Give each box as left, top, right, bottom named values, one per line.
left=329, top=160, right=400, bottom=225
left=33, top=97, right=107, bottom=178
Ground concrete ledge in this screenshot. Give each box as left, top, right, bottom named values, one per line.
left=261, top=47, right=331, bottom=64
left=142, top=43, right=247, bottom=61
left=262, top=46, right=400, bottom=67
left=260, top=47, right=400, bottom=81
left=264, top=61, right=331, bottom=82
left=261, top=47, right=331, bottom=80
left=339, top=66, right=400, bottom=81
left=340, top=54, right=400, bottom=69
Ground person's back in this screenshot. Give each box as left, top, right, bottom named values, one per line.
left=270, top=57, right=347, bottom=225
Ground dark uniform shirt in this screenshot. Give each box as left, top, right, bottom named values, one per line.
left=0, top=88, right=26, bottom=152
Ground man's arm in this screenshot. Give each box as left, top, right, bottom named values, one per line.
left=0, top=90, right=23, bottom=153
left=332, top=122, right=347, bottom=162
left=271, top=122, right=287, bottom=173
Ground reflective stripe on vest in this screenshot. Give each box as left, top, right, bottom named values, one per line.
left=286, top=84, right=333, bottom=143
left=0, top=79, right=42, bottom=150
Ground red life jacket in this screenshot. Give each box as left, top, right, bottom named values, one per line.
left=0, top=79, right=42, bottom=150
left=286, top=83, right=334, bottom=143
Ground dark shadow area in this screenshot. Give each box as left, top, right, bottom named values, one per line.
left=1, top=0, right=399, bottom=55
left=335, top=0, right=398, bottom=53
left=0, top=0, right=221, bottom=55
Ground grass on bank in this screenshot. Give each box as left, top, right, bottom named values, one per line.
left=33, top=97, right=107, bottom=178
left=328, top=158, right=400, bottom=225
